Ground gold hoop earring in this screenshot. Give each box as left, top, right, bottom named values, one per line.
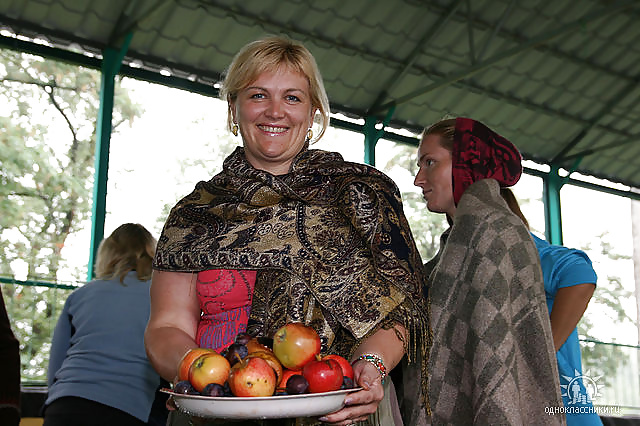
left=306, top=128, right=313, bottom=142
left=232, top=123, right=239, bottom=136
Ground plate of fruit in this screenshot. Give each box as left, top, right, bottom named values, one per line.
left=164, top=323, right=361, bottom=419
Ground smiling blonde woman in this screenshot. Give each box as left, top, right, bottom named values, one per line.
left=145, top=36, right=430, bottom=426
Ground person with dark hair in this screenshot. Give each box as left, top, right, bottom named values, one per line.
left=0, top=290, right=20, bottom=426
left=414, top=117, right=565, bottom=424
left=44, top=223, right=163, bottom=426
left=501, top=187, right=601, bottom=426
left=145, top=35, right=429, bottom=426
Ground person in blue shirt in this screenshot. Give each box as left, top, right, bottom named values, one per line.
left=501, top=188, right=602, bottom=425
left=44, top=223, right=165, bottom=426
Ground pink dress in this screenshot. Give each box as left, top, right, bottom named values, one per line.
left=195, top=269, right=256, bottom=352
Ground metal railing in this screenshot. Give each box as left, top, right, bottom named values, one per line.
left=2, top=277, right=81, bottom=383
left=580, top=339, right=640, bottom=416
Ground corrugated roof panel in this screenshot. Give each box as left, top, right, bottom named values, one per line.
left=580, top=134, right=637, bottom=181
left=1, top=0, right=638, bottom=188
left=588, top=148, right=636, bottom=182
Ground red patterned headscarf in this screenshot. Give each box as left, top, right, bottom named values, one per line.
left=451, top=118, right=522, bottom=205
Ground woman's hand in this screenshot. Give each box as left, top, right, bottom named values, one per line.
left=318, top=325, right=405, bottom=424
left=318, top=361, right=384, bottom=425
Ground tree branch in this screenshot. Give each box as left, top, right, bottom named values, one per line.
left=5, top=191, right=49, bottom=203
left=112, top=117, right=127, bottom=130
left=43, top=85, right=80, bottom=163
left=0, top=77, right=77, bottom=92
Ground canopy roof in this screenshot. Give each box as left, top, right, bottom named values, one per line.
left=1, top=0, right=639, bottom=189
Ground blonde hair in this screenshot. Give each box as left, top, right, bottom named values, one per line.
left=95, top=223, right=157, bottom=283
left=422, top=118, right=456, bottom=151
left=220, top=35, right=330, bottom=142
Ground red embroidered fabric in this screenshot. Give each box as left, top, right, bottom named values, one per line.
left=195, top=269, right=256, bottom=352
left=452, top=117, right=522, bottom=205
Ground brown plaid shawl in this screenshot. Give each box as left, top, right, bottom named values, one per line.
left=424, top=179, right=564, bottom=425
left=154, top=147, right=430, bottom=424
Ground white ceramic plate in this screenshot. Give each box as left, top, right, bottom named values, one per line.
left=162, top=387, right=361, bottom=419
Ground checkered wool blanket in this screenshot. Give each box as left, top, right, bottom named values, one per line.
left=424, top=179, right=565, bottom=425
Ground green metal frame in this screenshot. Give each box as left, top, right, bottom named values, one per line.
left=0, top=277, right=78, bottom=290
left=541, top=155, right=589, bottom=245
left=363, top=116, right=378, bottom=165
left=363, top=107, right=396, bottom=165
left=87, top=36, right=133, bottom=281
left=543, top=165, right=564, bottom=245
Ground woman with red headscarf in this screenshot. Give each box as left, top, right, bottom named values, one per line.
left=414, top=118, right=565, bottom=425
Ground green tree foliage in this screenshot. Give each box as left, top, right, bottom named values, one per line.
left=154, top=125, right=238, bottom=231
left=578, top=232, right=634, bottom=387
left=0, top=48, right=142, bottom=381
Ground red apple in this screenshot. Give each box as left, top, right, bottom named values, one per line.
left=322, top=354, right=354, bottom=380
left=246, top=351, right=283, bottom=387
left=228, top=356, right=277, bottom=397
left=302, top=358, right=343, bottom=393
left=272, top=323, right=321, bottom=370
left=177, top=347, right=214, bottom=382
left=189, top=352, right=230, bottom=392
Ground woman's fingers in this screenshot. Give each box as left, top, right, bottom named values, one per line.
left=319, top=400, right=378, bottom=424
left=318, top=378, right=384, bottom=424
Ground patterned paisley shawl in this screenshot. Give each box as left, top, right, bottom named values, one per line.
left=153, top=146, right=430, bottom=420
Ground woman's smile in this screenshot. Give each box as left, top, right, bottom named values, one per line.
left=258, top=125, right=288, bottom=134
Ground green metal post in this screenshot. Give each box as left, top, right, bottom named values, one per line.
left=87, top=36, right=132, bottom=281
left=363, top=116, right=378, bottom=165
left=363, top=107, right=396, bottom=166
left=543, top=164, right=564, bottom=245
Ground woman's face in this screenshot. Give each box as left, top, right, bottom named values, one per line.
left=230, top=67, right=316, bottom=175
left=414, top=134, right=456, bottom=217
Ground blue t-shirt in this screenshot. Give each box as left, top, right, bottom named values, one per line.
left=532, top=233, right=602, bottom=425
left=46, top=271, right=160, bottom=422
